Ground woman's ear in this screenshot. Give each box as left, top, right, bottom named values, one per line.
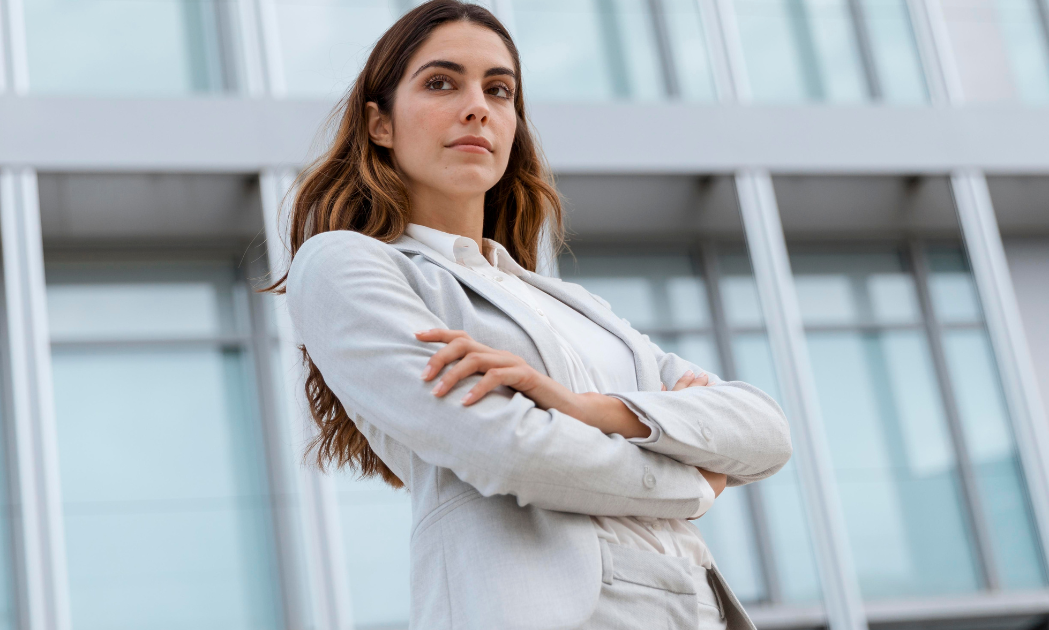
left=366, top=102, right=394, bottom=149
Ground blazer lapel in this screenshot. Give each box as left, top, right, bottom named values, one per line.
left=390, top=235, right=573, bottom=385
left=390, top=234, right=661, bottom=393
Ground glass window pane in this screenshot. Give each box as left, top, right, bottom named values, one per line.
left=663, top=0, right=719, bottom=100
left=24, top=0, right=227, bottom=95
left=52, top=348, right=282, bottom=629
left=276, top=0, right=401, bottom=97
left=734, top=0, right=866, bottom=102
left=732, top=332, right=824, bottom=603
left=335, top=472, right=412, bottom=627
left=792, top=251, right=921, bottom=326
left=862, top=0, right=927, bottom=103
left=511, top=0, right=666, bottom=100
left=995, top=0, right=1049, bottom=104
left=926, top=248, right=984, bottom=324
left=48, top=262, right=281, bottom=629
left=808, top=330, right=980, bottom=598
left=941, top=329, right=1048, bottom=589
left=719, top=253, right=765, bottom=327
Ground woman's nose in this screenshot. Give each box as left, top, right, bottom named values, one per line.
left=461, top=85, right=489, bottom=125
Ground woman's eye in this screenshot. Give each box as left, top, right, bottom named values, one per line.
left=486, top=84, right=513, bottom=99
left=427, top=78, right=454, bottom=91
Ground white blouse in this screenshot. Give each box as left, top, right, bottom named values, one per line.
left=404, top=223, right=717, bottom=570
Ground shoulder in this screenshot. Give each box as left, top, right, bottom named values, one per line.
left=287, top=231, right=409, bottom=306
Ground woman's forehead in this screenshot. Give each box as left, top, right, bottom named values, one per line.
left=408, top=22, right=515, bottom=75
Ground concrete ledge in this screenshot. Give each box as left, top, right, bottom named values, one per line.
left=2, top=96, right=1048, bottom=173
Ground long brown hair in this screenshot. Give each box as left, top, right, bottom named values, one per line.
left=263, top=0, right=565, bottom=488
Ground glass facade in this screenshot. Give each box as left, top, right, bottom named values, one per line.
left=24, top=0, right=232, bottom=95
left=940, top=0, right=1049, bottom=104
left=46, top=258, right=283, bottom=629
left=2, top=0, right=1049, bottom=627
left=733, top=0, right=926, bottom=102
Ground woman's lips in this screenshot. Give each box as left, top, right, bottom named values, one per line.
left=447, top=135, right=493, bottom=154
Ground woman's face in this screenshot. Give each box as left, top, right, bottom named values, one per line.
left=368, top=21, right=518, bottom=201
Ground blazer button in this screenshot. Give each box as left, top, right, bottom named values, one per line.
left=643, top=471, right=657, bottom=489
left=701, top=427, right=713, bottom=441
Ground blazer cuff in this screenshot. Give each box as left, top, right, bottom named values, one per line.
left=690, top=471, right=716, bottom=519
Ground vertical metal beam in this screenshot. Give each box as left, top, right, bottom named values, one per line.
left=1, top=0, right=28, bottom=93
left=902, top=0, right=948, bottom=105
left=254, top=0, right=287, bottom=96
left=736, top=170, right=868, bottom=630
left=844, top=0, right=883, bottom=100
left=704, top=0, right=752, bottom=102
left=909, top=241, right=1001, bottom=590
left=1035, top=0, right=1049, bottom=71
left=260, top=169, right=355, bottom=630
left=911, top=0, right=964, bottom=105
left=951, top=170, right=1049, bottom=577
left=0, top=169, right=71, bottom=630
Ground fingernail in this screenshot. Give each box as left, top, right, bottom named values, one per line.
left=431, top=382, right=444, bottom=395
left=414, top=330, right=426, bottom=335
left=684, top=370, right=694, bottom=378
left=460, top=392, right=474, bottom=404
left=421, top=365, right=432, bottom=379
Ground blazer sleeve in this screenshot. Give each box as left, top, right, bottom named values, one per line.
left=285, top=231, right=710, bottom=519
left=582, top=291, right=793, bottom=487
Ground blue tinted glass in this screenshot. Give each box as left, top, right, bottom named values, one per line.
left=335, top=472, right=412, bottom=626
left=862, top=0, right=927, bottom=103
left=995, top=0, right=1049, bottom=104
left=807, top=330, right=980, bottom=598
left=511, top=0, right=664, bottom=100
left=732, top=332, right=824, bottom=603
left=941, top=329, right=1048, bottom=588
left=24, top=0, right=228, bottom=94
left=52, top=348, right=282, bottom=629
left=661, top=0, right=718, bottom=100
left=734, top=0, right=866, bottom=102
left=276, top=0, right=402, bottom=96
left=693, top=488, right=765, bottom=602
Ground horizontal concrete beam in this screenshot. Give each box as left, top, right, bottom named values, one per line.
left=2, top=96, right=1048, bottom=174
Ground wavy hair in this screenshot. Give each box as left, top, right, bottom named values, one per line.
left=263, top=0, right=565, bottom=488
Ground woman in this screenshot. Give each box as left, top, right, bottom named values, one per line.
left=269, top=2, right=793, bottom=628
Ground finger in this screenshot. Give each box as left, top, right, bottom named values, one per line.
left=431, top=352, right=517, bottom=397
left=461, top=367, right=519, bottom=405
left=688, top=372, right=710, bottom=387
left=414, top=328, right=472, bottom=343
left=671, top=371, right=695, bottom=391
left=420, top=336, right=483, bottom=380
left=661, top=383, right=667, bottom=391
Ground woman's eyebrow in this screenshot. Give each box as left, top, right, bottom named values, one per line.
left=410, top=59, right=465, bottom=79
left=484, top=66, right=516, bottom=81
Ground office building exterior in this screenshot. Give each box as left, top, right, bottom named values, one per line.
left=0, top=1, right=1048, bottom=629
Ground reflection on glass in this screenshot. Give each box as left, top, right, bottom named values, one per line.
left=733, top=0, right=925, bottom=102
left=335, top=472, right=412, bottom=627
left=794, top=250, right=982, bottom=598
left=926, top=249, right=983, bottom=324
left=994, top=0, right=1049, bottom=103
left=862, top=0, right=927, bottom=102
left=732, top=332, right=824, bottom=603
left=941, top=329, right=1047, bottom=589
left=807, top=331, right=979, bottom=597
left=276, top=0, right=402, bottom=96
left=24, top=0, right=228, bottom=95
left=52, top=349, right=281, bottom=629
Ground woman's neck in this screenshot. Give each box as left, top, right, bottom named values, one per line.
left=408, top=187, right=486, bottom=253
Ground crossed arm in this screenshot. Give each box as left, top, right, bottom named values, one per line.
left=286, top=231, right=789, bottom=518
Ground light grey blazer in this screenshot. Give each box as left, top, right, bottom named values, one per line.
left=285, top=230, right=793, bottom=630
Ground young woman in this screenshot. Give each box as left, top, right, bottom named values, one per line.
left=268, top=2, right=793, bottom=628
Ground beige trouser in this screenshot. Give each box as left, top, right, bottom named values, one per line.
left=580, top=540, right=732, bottom=630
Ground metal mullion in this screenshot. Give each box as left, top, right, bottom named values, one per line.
left=49, top=336, right=252, bottom=350
left=0, top=0, right=28, bottom=93
left=700, top=0, right=750, bottom=101
left=909, top=0, right=964, bottom=105
left=1035, top=0, right=1049, bottom=70
left=845, top=0, right=883, bottom=100
left=951, top=171, right=1049, bottom=581
left=647, top=0, right=681, bottom=98
left=260, top=169, right=354, bottom=630
left=244, top=253, right=308, bottom=630
left=735, top=171, right=868, bottom=630
left=0, top=169, right=70, bottom=630
left=909, top=240, right=1000, bottom=591
left=699, top=241, right=784, bottom=606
